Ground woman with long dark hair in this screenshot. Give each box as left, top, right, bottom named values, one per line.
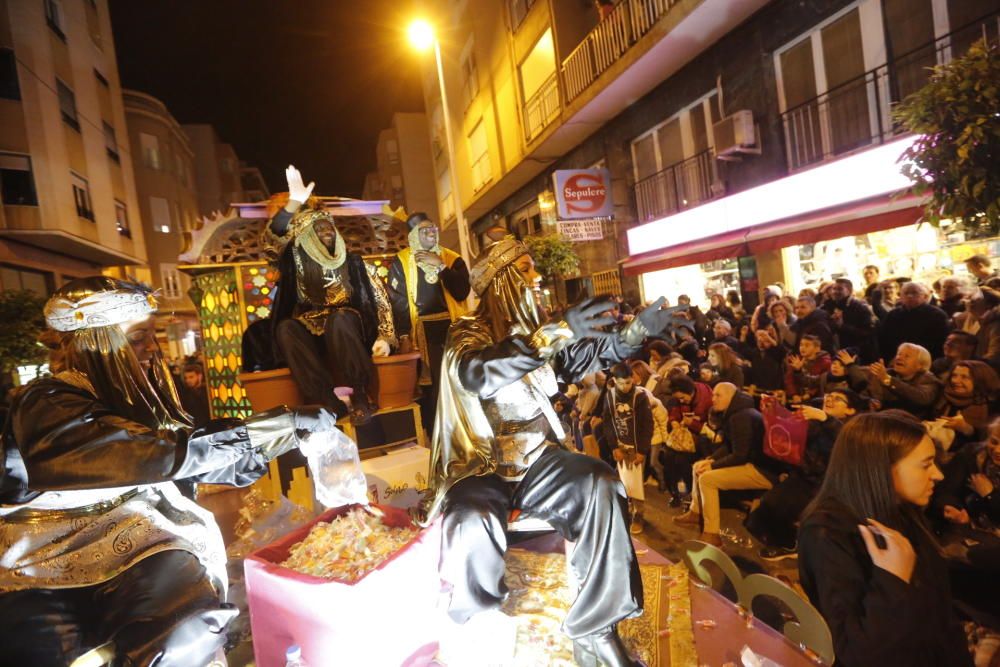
left=798, top=411, right=972, bottom=667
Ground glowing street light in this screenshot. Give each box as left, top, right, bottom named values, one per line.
left=407, top=19, right=434, bottom=52
left=406, top=19, right=473, bottom=267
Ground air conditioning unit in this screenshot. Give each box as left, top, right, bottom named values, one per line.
left=713, top=110, right=759, bottom=158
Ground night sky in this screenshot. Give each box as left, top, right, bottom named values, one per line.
left=109, top=0, right=426, bottom=197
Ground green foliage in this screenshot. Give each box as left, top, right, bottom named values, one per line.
left=0, top=290, right=48, bottom=374
left=893, top=39, right=1000, bottom=236
left=524, top=233, right=580, bottom=280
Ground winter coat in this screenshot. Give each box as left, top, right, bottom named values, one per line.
left=849, top=366, right=942, bottom=420
left=784, top=351, right=832, bottom=399
left=709, top=391, right=784, bottom=482
left=666, top=381, right=713, bottom=435
left=789, top=309, right=835, bottom=352
left=745, top=345, right=787, bottom=392
left=823, top=297, right=878, bottom=363
left=799, top=498, right=973, bottom=667
left=879, top=303, right=952, bottom=362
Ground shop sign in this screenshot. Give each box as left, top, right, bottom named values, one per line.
left=557, top=219, right=604, bottom=242
left=553, top=169, right=613, bottom=219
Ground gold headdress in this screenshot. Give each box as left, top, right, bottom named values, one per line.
left=45, top=277, right=157, bottom=332
left=469, top=237, right=530, bottom=296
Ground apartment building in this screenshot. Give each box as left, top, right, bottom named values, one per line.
left=0, top=0, right=146, bottom=295
left=182, top=123, right=245, bottom=217
left=122, top=89, right=198, bottom=322
left=362, top=113, right=438, bottom=229
left=419, top=0, right=998, bottom=305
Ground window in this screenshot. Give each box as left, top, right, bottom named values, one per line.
left=519, top=30, right=559, bottom=140
left=161, top=264, right=182, bottom=300
left=150, top=196, right=171, bottom=233
left=468, top=120, right=491, bottom=191
left=115, top=200, right=130, bottom=237
left=0, top=265, right=52, bottom=295
left=56, top=79, right=79, bottom=131
left=437, top=168, right=455, bottom=222
left=1, top=49, right=19, bottom=100
left=460, top=39, right=479, bottom=109
left=430, top=104, right=446, bottom=160
left=140, top=133, right=161, bottom=169
left=0, top=153, right=37, bottom=205
left=630, top=92, right=721, bottom=222
left=44, top=0, right=65, bottom=39
left=71, top=173, right=94, bottom=221
left=509, top=0, right=537, bottom=29
left=103, top=122, right=119, bottom=162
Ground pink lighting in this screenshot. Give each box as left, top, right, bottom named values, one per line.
left=627, top=136, right=920, bottom=256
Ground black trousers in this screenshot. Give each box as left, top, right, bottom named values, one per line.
left=276, top=310, right=375, bottom=408
left=0, top=550, right=234, bottom=667
left=440, top=446, right=643, bottom=639
left=660, top=448, right=697, bottom=497
left=418, top=317, right=451, bottom=435
left=745, top=473, right=818, bottom=549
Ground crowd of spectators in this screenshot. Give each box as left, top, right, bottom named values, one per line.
left=556, top=255, right=1000, bottom=665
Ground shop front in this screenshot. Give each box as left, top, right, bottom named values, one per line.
left=620, top=135, right=982, bottom=307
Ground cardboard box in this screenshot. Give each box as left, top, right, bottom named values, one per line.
left=244, top=505, right=442, bottom=667
left=361, top=445, right=430, bottom=509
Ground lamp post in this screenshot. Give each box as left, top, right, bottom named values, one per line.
left=408, top=19, right=473, bottom=267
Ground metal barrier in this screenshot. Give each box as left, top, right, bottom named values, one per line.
left=523, top=73, right=561, bottom=141
left=634, top=149, right=720, bottom=223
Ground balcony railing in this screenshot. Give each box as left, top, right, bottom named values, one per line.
left=561, top=0, right=678, bottom=103
left=523, top=73, right=560, bottom=141
left=781, top=11, right=1000, bottom=171
left=633, top=149, right=721, bottom=223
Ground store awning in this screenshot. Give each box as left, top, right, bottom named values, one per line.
left=621, top=195, right=923, bottom=276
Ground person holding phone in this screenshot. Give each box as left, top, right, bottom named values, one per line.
left=798, top=411, right=973, bottom=667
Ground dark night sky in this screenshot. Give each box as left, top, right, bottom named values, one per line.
left=109, top=1, right=426, bottom=197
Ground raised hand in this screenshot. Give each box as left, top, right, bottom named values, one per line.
left=564, top=297, right=617, bottom=339
left=836, top=349, right=857, bottom=366
left=286, top=164, right=315, bottom=204
left=859, top=518, right=916, bottom=583
left=942, top=505, right=970, bottom=525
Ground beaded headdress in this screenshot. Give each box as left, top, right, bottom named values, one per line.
left=45, top=277, right=157, bottom=332
left=470, top=237, right=530, bottom=296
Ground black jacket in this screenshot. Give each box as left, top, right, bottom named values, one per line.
left=823, top=297, right=878, bottom=363
left=745, top=345, right=786, bottom=391
left=879, top=303, right=952, bottom=362
left=799, top=498, right=972, bottom=667
left=710, top=391, right=783, bottom=481
left=790, top=308, right=835, bottom=352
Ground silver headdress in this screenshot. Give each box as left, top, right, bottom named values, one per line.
left=469, top=237, right=530, bottom=296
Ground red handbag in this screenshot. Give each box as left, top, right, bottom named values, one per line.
left=760, top=394, right=808, bottom=466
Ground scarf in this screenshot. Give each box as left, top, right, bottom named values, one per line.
left=295, top=213, right=347, bottom=271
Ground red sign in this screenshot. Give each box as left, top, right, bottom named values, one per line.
left=553, top=169, right=614, bottom=220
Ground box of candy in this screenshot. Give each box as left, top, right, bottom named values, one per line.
left=244, top=504, right=442, bottom=667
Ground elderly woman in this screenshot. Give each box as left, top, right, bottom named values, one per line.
left=933, top=360, right=1000, bottom=452
left=848, top=342, right=942, bottom=420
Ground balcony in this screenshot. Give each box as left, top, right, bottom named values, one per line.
left=781, top=12, right=1000, bottom=172
left=634, top=149, right=721, bottom=223
left=561, top=0, right=678, bottom=103
left=523, top=73, right=560, bottom=141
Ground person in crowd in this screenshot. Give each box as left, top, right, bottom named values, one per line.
left=0, top=277, right=341, bottom=666
left=797, top=412, right=972, bottom=667
left=698, top=362, right=718, bottom=386
left=931, top=331, right=979, bottom=379
left=823, top=277, right=878, bottom=363
left=879, top=282, right=951, bottom=362
left=423, top=237, right=681, bottom=667
left=750, top=289, right=781, bottom=334
left=938, top=276, right=972, bottom=318
left=677, top=293, right=710, bottom=344
left=747, top=389, right=864, bottom=560
left=769, top=298, right=798, bottom=348
left=965, top=254, right=1000, bottom=288
left=674, top=383, right=784, bottom=546
left=862, top=264, right=881, bottom=304
left=932, top=418, right=1000, bottom=620
left=602, top=363, right=655, bottom=534
left=662, top=374, right=713, bottom=506
left=871, top=278, right=901, bottom=321
left=726, top=290, right=745, bottom=322
left=745, top=327, right=787, bottom=392
left=799, top=288, right=817, bottom=301
left=932, top=360, right=999, bottom=453
left=707, top=342, right=744, bottom=388
left=954, top=287, right=1000, bottom=370
left=788, top=295, right=835, bottom=352
left=784, top=334, right=832, bottom=402
left=711, top=318, right=744, bottom=354
left=645, top=339, right=673, bottom=374
left=266, top=166, right=397, bottom=424
left=629, top=360, right=670, bottom=492
left=571, top=373, right=602, bottom=454
left=179, top=361, right=210, bottom=428
left=387, top=211, right=470, bottom=434
left=822, top=350, right=868, bottom=395
left=708, top=293, right=736, bottom=326
left=848, top=343, right=942, bottom=420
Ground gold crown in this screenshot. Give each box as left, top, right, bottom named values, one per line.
left=470, top=237, right=529, bottom=296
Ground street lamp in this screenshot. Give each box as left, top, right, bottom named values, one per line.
left=408, top=19, right=473, bottom=267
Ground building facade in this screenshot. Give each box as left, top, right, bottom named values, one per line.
left=419, top=0, right=999, bottom=306
left=362, top=113, right=439, bottom=228
left=0, top=0, right=146, bottom=296
left=122, top=89, right=198, bottom=329
left=182, top=123, right=245, bottom=218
